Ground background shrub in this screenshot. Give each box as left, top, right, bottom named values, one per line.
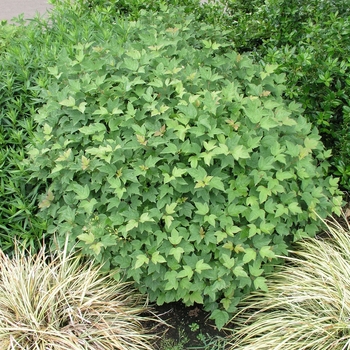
left=27, top=6, right=342, bottom=328
left=0, top=19, right=50, bottom=252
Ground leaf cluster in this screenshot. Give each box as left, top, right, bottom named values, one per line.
left=0, top=0, right=138, bottom=252
left=216, top=0, right=350, bottom=190
left=27, top=6, right=342, bottom=328
left=105, top=0, right=350, bottom=190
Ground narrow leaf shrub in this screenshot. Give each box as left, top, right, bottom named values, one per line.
left=0, top=244, right=157, bottom=349
left=228, top=214, right=350, bottom=350
left=0, top=19, right=49, bottom=251
left=27, top=7, right=342, bottom=328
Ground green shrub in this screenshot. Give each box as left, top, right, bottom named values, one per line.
left=75, top=0, right=350, bottom=192
left=0, top=1, right=133, bottom=252
left=228, top=214, right=350, bottom=349
left=27, top=7, right=342, bottom=328
left=221, top=0, right=350, bottom=190
left=0, top=19, right=50, bottom=252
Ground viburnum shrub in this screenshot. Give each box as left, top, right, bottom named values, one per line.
left=27, top=7, right=342, bottom=328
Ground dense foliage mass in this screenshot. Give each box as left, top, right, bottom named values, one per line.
left=27, top=7, right=342, bottom=327
left=0, top=0, right=348, bottom=331
left=83, top=0, right=350, bottom=190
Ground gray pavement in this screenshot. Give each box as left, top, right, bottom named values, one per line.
left=1, top=0, right=52, bottom=22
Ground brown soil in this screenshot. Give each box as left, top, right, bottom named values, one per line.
left=148, top=302, right=230, bottom=349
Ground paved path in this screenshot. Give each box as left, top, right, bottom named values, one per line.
left=1, top=0, right=52, bottom=22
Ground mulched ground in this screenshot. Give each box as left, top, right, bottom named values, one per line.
left=148, top=302, right=230, bottom=349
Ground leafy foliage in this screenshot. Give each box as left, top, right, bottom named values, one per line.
left=26, top=6, right=342, bottom=328
left=0, top=0, right=139, bottom=252
left=0, top=19, right=51, bottom=252
left=103, top=0, right=350, bottom=190
left=214, top=0, right=350, bottom=190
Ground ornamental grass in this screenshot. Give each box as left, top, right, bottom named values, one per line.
left=228, top=213, right=350, bottom=350
left=0, top=243, right=158, bottom=350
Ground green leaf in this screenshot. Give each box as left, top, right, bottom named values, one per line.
left=275, top=204, right=288, bottom=217
left=169, top=247, right=185, bottom=262
left=177, top=265, right=194, bottom=279
left=215, top=231, right=227, bottom=244
left=125, top=219, right=139, bottom=232
left=38, top=190, right=55, bottom=210
left=233, top=266, right=248, bottom=278
left=166, top=202, right=177, bottom=215
left=172, top=167, right=187, bottom=177
left=169, top=229, right=182, bottom=245
left=189, top=291, right=204, bottom=304
left=71, top=184, right=90, bottom=200
left=260, top=221, right=275, bottom=234
left=304, top=137, right=319, bottom=150
left=90, top=242, right=103, bottom=256
left=231, top=145, right=250, bottom=160
left=163, top=215, right=174, bottom=229
left=259, top=246, right=276, bottom=260
left=177, top=103, right=197, bottom=119
left=211, top=309, right=229, bottom=330
left=253, top=276, right=269, bottom=292
left=243, top=248, right=256, bottom=264
left=151, top=251, right=167, bottom=264
left=276, top=170, right=294, bottom=181
left=209, top=177, right=225, bottom=191
left=221, top=254, right=235, bottom=269
left=260, top=116, right=279, bottom=130
left=164, top=270, right=179, bottom=291
left=195, top=259, right=212, bottom=274
left=58, top=206, right=75, bottom=223
left=43, top=123, right=53, bottom=135
left=76, top=102, right=87, bottom=113
left=59, top=96, right=75, bottom=107
left=134, top=254, right=149, bottom=269
left=78, top=232, right=95, bottom=245
left=80, top=198, right=97, bottom=215
left=243, top=98, right=264, bottom=124
left=288, top=202, right=302, bottom=214
left=161, top=144, right=178, bottom=155
left=139, top=212, right=154, bottom=223
left=204, top=214, right=217, bottom=226
left=93, top=104, right=109, bottom=116
left=79, top=123, right=106, bottom=135
left=257, top=185, right=271, bottom=203
left=227, top=204, right=247, bottom=217
left=194, top=202, right=209, bottom=215
left=249, top=261, right=264, bottom=277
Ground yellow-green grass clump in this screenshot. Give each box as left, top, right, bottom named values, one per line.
left=0, top=245, right=158, bottom=349
left=228, top=214, right=350, bottom=350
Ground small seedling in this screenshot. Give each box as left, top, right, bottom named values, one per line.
left=189, top=322, right=200, bottom=332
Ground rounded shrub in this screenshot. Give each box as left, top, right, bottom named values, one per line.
left=27, top=7, right=342, bottom=328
